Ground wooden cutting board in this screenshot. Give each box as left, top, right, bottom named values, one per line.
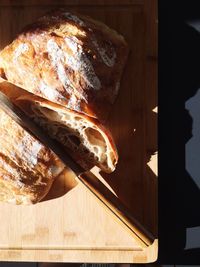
left=0, top=0, right=157, bottom=263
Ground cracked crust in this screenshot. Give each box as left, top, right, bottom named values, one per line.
left=0, top=108, right=65, bottom=205
left=0, top=9, right=129, bottom=121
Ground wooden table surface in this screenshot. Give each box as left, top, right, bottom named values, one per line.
left=0, top=0, right=157, bottom=263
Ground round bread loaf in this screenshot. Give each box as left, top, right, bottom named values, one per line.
left=0, top=9, right=128, bottom=121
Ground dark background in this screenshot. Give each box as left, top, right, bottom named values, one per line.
left=159, top=0, right=200, bottom=264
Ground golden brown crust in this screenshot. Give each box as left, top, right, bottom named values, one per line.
left=0, top=9, right=129, bottom=121
left=0, top=107, right=64, bottom=205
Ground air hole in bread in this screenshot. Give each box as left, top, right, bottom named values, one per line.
left=84, top=127, right=105, bottom=146
left=74, top=116, right=82, bottom=121
left=93, top=146, right=99, bottom=154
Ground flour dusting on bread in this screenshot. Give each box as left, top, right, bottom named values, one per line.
left=17, top=134, right=43, bottom=166
left=65, top=36, right=101, bottom=90
left=47, top=39, right=75, bottom=95
left=0, top=108, right=65, bottom=204
left=92, top=39, right=116, bottom=67
left=40, top=81, right=63, bottom=102
left=14, top=43, right=29, bottom=61
left=0, top=9, right=129, bottom=120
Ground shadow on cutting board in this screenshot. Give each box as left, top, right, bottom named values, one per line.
left=159, top=1, right=200, bottom=264
left=99, top=26, right=158, bottom=237
left=41, top=167, right=78, bottom=202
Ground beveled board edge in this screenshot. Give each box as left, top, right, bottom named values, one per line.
left=0, top=240, right=158, bottom=263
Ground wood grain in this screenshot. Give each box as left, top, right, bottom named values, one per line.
left=0, top=0, right=157, bottom=263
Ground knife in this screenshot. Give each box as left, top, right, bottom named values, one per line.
left=0, top=88, right=155, bottom=248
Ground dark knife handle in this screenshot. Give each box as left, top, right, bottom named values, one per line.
left=78, top=171, right=155, bottom=248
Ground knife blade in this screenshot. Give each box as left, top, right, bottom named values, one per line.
left=0, top=88, right=155, bottom=248
left=0, top=90, right=85, bottom=176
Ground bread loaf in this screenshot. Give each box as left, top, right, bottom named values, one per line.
left=0, top=9, right=128, bottom=121
left=0, top=107, right=64, bottom=204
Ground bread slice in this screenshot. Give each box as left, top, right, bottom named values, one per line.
left=0, top=107, right=65, bottom=205
left=0, top=80, right=118, bottom=173
left=15, top=94, right=118, bottom=173
left=0, top=9, right=128, bottom=121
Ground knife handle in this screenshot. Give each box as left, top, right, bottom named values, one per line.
left=78, top=170, right=155, bottom=248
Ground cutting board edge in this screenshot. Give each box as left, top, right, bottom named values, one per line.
left=0, top=239, right=158, bottom=263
